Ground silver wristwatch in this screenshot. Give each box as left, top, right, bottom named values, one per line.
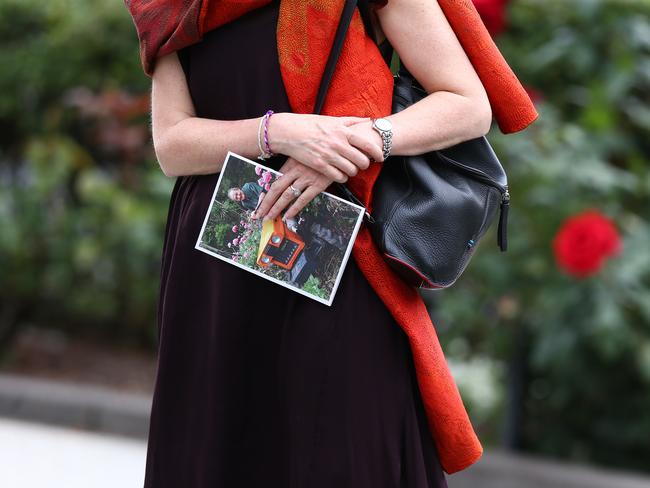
left=371, top=117, right=393, bottom=160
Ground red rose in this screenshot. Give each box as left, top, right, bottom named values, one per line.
left=472, top=0, right=509, bottom=37
left=552, top=210, right=622, bottom=278
left=524, top=85, right=544, bottom=105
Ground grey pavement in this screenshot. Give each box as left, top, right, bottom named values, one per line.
left=0, top=417, right=146, bottom=488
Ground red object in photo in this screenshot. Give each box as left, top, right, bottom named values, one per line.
left=257, top=217, right=305, bottom=270
left=552, top=210, right=622, bottom=278
left=472, top=0, right=509, bottom=36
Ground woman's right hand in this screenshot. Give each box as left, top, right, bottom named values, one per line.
left=267, top=113, right=385, bottom=183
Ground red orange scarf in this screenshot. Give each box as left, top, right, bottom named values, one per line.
left=125, top=0, right=538, bottom=474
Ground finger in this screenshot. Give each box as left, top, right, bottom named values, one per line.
left=346, top=130, right=384, bottom=163
left=312, top=160, right=348, bottom=183
left=326, top=149, right=359, bottom=178
left=283, top=184, right=323, bottom=221
left=265, top=182, right=303, bottom=221
left=336, top=142, right=371, bottom=171
left=255, top=172, right=296, bottom=218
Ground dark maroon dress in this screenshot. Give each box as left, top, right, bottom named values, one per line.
left=143, top=2, right=447, bottom=487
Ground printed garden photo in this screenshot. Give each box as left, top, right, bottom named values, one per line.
left=195, top=152, right=365, bottom=305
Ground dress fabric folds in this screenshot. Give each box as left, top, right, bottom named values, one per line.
left=143, top=2, right=448, bottom=487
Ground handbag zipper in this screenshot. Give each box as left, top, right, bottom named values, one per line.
left=437, top=152, right=510, bottom=252
left=498, top=187, right=509, bottom=252
left=437, top=152, right=506, bottom=192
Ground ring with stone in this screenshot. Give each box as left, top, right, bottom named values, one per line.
left=289, top=184, right=302, bottom=198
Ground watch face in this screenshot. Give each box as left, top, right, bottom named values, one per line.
left=374, top=118, right=392, bottom=131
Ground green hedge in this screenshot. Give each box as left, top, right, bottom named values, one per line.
left=0, top=0, right=166, bottom=348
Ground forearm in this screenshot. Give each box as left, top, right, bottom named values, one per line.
left=154, top=116, right=263, bottom=177
left=372, top=0, right=495, bottom=156
left=385, top=91, right=492, bottom=157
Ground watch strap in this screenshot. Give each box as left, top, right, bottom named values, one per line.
left=372, top=118, right=393, bottom=160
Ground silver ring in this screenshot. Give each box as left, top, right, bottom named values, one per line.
left=289, top=184, right=302, bottom=197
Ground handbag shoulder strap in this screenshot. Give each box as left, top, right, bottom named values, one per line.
left=315, top=0, right=417, bottom=113
left=313, top=0, right=358, bottom=114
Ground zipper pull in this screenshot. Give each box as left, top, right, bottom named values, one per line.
left=497, top=187, right=509, bottom=252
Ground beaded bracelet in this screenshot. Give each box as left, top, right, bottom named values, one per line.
left=263, top=110, right=274, bottom=155
left=257, top=110, right=275, bottom=160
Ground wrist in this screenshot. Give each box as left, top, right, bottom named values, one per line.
left=371, top=116, right=393, bottom=160
left=265, top=112, right=294, bottom=155
left=366, top=120, right=384, bottom=157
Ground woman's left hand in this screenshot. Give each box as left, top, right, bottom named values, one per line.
left=254, top=157, right=335, bottom=222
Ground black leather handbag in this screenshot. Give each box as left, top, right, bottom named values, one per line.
left=314, top=0, right=510, bottom=289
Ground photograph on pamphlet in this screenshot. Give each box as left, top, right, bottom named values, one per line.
left=195, top=152, right=365, bottom=306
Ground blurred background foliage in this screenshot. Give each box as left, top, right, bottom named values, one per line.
left=435, top=0, right=650, bottom=473
left=0, top=0, right=649, bottom=475
left=0, top=0, right=168, bottom=349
